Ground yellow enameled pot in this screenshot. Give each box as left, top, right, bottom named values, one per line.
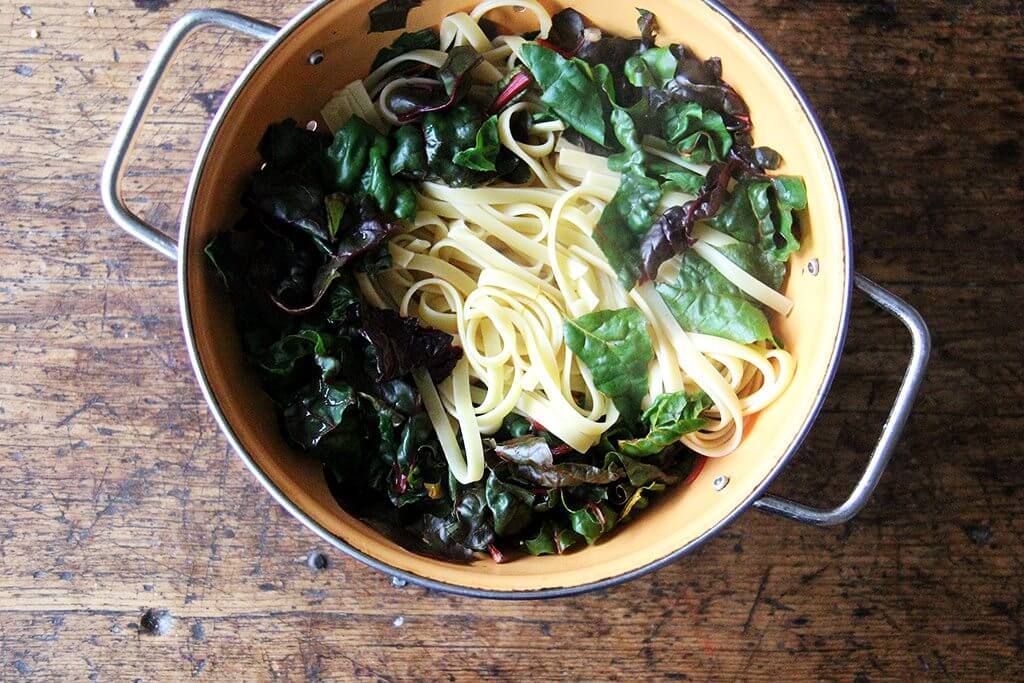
left=102, top=0, right=930, bottom=598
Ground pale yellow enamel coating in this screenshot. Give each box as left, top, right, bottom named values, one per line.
left=185, top=0, right=848, bottom=592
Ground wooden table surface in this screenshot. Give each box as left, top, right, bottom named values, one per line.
left=2, top=0, right=1022, bottom=680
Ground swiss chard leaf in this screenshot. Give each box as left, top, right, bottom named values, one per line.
left=607, top=452, right=679, bottom=486
left=368, top=0, right=421, bottom=33
left=523, top=520, right=582, bottom=555
left=592, top=170, right=662, bottom=288
left=416, top=482, right=495, bottom=556
left=283, top=380, right=358, bottom=453
left=564, top=308, right=654, bottom=424
left=546, top=8, right=587, bottom=54
left=568, top=502, right=618, bottom=544
left=656, top=249, right=774, bottom=344
left=324, top=192, right=348, bottom=238
left=245, top=168, right=330, bottom=244
left=667, top=50, right=748, bottom=119
left=485, top=472, right=535, bottom=536
left=519, top=43, right=607, bottom=145
left=624, top=47, right=678, bottom=89
left=358, top=306, right=463, bottom=383
left=578, top=35, right=643, bottom=108
left=498, top=460, right=625, bottom=489
left=422, top=103, right=493, bottom=186
left=325, top=115, right=378, bottom=193
left=592, top=110, right=663, bottom=288
left=371, top=28, right=439, bottom=70
left=247, top=121, right=332, bottom=243
left=637, top=8, right=658, bottom=49
left=389, top=125, right=428, bottom=180
left=638, top=160, right=734, bottom=281
left=280, top=198, right=402, bottom=314
left=258, top=118, right=328, bottom=169
left=706, top=176, right=808, bottom=261
left=661, top=169, right=705, bottom=195
left=493, top=437, right=554, bottom=467
left=452, top=114, right=500, bottom=172
left=388, top=46, right=481, bottom=123
left=257, top=328, right=334, bottom=378
left=360, top=133, right=395, bottom=214
left=439, top=45, right=483, bottom=96
left=766, top=176, right=808, bottom=261
left=378, top=378, right=419, bottom=416
left=663, top=100, right=732, bottom=164
left=617, top=391, right=710, bottom=457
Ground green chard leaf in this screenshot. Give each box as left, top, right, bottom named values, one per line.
left=324, top=192, right=348, bottom=238
left=452, top=114, right=500, bottom=172
left=617, top=391, right=711, bottom=457
left=706, top=176, right=808, bottom=262
left=519, top=43, right=607, bottom=145
left=360, top=133, right=395, bottom=213
left=657, top=249, right=774, bottom=344
left=605, top=452, right=679, bottom=486
left=422, top=103, right=494, bottom=186
left=564, top=308, right=654, bottom=424
left=767, top=176, right=808, bottom=261
left=661, top=169, right=705, bottom=195
left=389, top=125, right=428, bottom=180
left=593, top=63, right=649, bottom=115
left=592, top=109, right=663, bottom=288
left=624, top=46, right=678, bottom=89
left=663, top=101, right=732, bottom=164
left=283, top=381, right=358, bottom=453
left=257, top=328, right=334, bottom=378
left=523, top=520, right=582, bottom=555
left=568, top=502, right=618, bottom=545
left=325, top=116, right=378, bottom=193
left=485, top=472, right=535, bottom=536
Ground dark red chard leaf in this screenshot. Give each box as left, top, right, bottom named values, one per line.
left=245, top=120, right=333, bottom=244
left=387, top=81, right=448, bottom=121
left=439, top=45, right=483, bottom=95
left=274, top=198, right=402, bottom=314
left=368, top=0, right=421, bottom=33
left=371, top=28, right=440, bottom=70
left=545, top=8, right=589, bottom=55
left=495, top=458, right=626, bottom=489
left=550, top=444, right=574, bottom=458
left=359, top=306, right=463, bottom=383
left=488, top=69, right=533, bottom=114
left=637, top=9, right=657, bottom=49
left=638, top=159, right=737, bottom=281
left=494, top=437, right=554, bottom=467
left=578, top=37, right=643, bottom=108
left=667, top=49, right=749, bottom=120
left=390, top=46, right=483, bottom=123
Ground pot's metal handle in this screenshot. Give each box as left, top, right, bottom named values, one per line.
left=101, top=9, right=279, bottom=261
left=753, top=273, right=930, bottom=526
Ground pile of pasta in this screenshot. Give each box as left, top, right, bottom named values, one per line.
left=321, top=0, right=795, bottom=484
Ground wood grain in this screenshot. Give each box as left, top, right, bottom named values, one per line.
left=1, top=0, right=1022, bottom=680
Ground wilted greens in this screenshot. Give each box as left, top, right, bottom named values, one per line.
left=205, top=4, right=807, bottom=563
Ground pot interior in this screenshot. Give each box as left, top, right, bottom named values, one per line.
left=183, top=0, right=849, bottom=593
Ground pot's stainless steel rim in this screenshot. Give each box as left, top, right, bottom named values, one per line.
left=101, top=1, right=930, bottom=599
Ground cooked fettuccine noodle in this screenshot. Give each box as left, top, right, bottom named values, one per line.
left=324, top=0, right=796, bottom=484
